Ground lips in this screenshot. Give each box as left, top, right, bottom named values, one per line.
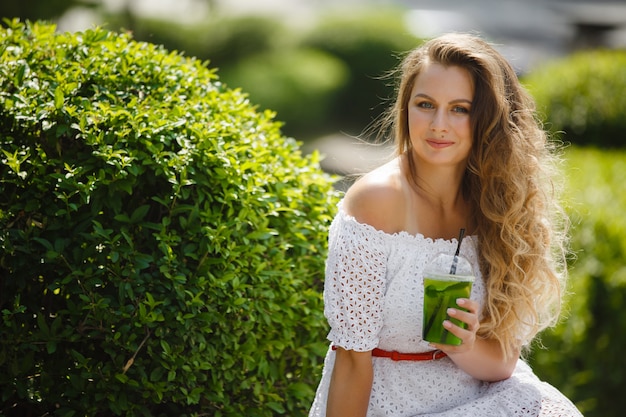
left=426, top=139, right=455, bottom=149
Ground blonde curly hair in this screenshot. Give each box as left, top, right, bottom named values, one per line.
left=384, top=33, right=568, bottom=360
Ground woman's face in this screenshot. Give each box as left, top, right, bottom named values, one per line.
left=407, top=62, right=474, bottom=169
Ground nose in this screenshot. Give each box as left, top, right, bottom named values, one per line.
left=430, top=108, right=449, bottom=134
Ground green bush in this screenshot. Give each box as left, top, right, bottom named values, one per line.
left=299, top=8, right=420, bottom=135
left=524, top=50, right=626, bottom=148
left=0, top=20, right=340, bottom=416
left=528, top=147, right=626, bottom=417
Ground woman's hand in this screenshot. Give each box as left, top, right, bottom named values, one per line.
left=429, top=298, right=480, bottom=354
left=429, top=298, right=518, bottom=381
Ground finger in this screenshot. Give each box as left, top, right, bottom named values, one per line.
left=429, top=342, right=456, bottom=352
left=446, top=308, right=479, bottom=331
left=430, top=322, right=474, bottom=352
left=442, top=319, right=470, bottom=337
left=455, top=298, right=479, bottom=313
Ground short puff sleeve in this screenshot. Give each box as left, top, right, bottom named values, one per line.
left=324, top=208, right=388, bottom=351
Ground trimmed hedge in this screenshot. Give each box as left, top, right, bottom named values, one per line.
left=528, top=147, right=626, bottom=417
left=524, top=50, right=626, bottom=148
left=0, top=20, right=340, bottom=416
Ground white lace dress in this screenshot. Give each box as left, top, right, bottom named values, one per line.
left=308, top=204, right=583, bottom=417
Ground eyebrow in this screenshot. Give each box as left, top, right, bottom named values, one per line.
left=413, top=93, right=473, bottom=105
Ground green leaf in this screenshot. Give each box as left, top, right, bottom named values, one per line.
left=54, top=86, right=64, bottom=109
left=14, top=63, right=26, bottom=86
left=130, top=204, right=150, bottom=223
left=266, top=402, right=286, bottom=414
left=160, top=339, right=171, bottom=355
left=37, top=314, right=50, bottom=337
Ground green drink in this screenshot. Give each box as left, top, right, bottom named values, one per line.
left=422, top=253, right=474, bottom=346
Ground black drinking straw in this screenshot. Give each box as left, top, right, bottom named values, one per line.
left=449, top=228, right=466, bottom=274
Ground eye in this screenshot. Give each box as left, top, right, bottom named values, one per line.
left=452, top=105, right=470, bottom=114
left=417, top=101, right=435, bottom=109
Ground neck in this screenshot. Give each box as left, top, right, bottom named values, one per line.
left=402, top=153, right=474, bottom=239
left=415, top=182, right=467, bottom=224
left=405, top=156, right=467, bottom=210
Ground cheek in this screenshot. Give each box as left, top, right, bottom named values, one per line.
left=408, top=110, right=429, bottom=130
left=453, top=118, right=472, bottom=136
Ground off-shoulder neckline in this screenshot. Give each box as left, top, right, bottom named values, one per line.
left=336, top=203, right=476, bottom=245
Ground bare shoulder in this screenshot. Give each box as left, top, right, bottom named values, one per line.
left=343, top=158, right=407, bottom=234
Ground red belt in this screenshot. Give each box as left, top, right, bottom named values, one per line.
left=332, top=346, right=447, bottom=361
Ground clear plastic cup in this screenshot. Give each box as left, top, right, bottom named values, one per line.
left=422, top=253, right=474, bottom=346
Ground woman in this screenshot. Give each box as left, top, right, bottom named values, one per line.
left=308, top=33, right=583, bottom=416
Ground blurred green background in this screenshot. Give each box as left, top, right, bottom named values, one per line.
left=2, top=0, right=626, bottom=416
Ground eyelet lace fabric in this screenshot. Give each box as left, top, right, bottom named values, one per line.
left=309, top=204, right=583, bottom=417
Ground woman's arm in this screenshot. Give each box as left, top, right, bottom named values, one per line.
left=430, top=298, right=519, bottom=382
left=326, top=348, right=373, bottom=417
left=443, top=336, right=518, bottom=382
left=324, top=161, right=402, bottom=416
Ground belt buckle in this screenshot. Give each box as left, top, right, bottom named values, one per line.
left=391, top=350, right=400, bottom=361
